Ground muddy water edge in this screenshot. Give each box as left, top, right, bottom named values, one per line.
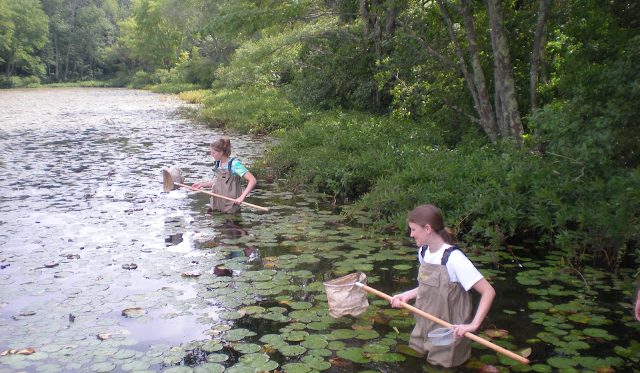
left=0, top=88, right=638, bottom=373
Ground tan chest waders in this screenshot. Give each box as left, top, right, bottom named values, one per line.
left=410, top=248, right=473, bottom=367
left=211, top=158, right=241, bottom=214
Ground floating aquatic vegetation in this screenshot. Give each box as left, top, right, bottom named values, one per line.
left=205, top=353, right=228, bottom=363
left=336, top=347, right=370, bottom=363
left=121, top=307, right=146, bottom=318
left=201, top=340, right=223, bottom=353
left=0, top=348, right=35, bottom=356
left=230, top=353, right=278, bottom=372
left=230, top=342, right=261, bottom=354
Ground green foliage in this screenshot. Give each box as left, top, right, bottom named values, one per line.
left=0, top=75, right=40, bottom=88
left=257, top=111, right=444, bottom=200
left=199, top=86, right=307, bottom=134
left=345, top=140, right=640, bottom=260
left=289, top=24, right=376, bottom=111
left=532, top=35, right=640, bottom=168
left=0, top=0, right=48, bottom=76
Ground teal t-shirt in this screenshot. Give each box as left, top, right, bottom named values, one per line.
left=216, top=158, right=248, bottom=178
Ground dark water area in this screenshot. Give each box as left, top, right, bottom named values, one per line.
left=0, top=88, right=638, bottom=373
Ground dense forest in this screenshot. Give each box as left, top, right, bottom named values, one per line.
left=2, top=0, right=639, bottom=271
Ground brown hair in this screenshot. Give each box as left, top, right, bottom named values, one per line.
left=408, top=204, right=456, bottom=244
left=211, top=137, right=232, bottom=157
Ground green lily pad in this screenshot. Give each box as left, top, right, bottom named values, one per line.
left=259, top=334, right=287, bottom=348
left=302, top=355, right=332, bottom=370
left=337, top=347, right=370, bottom=363
left=279, top=344, right=307, bottom=357
left=301, top=335, right=328, bottom=349
left=236, top=353, right=279, bottom=371
left=281, top=362, right=311, bottom=373
left=370, top=352, right=406, bottom=362
left=583, top=328, right=613, bottom=339
left=219, top=311, right=243, bottom=320
left=329, top=329, right=357, bottom=340
left=354, top=329, right=380, bottom=340
left=241, top=306, right=266, bottom=315
left=193, top=363, right=225, bottom=373
left=289, top=301, right=313, bottom=310
left=206, top=353, right=229, bottom=363
left=363, top=342, right=390, bottom=354
left=283, top=330, right=309, bottom=342
left=230, top=342, right=262, bottom=354
left=224, top=328, right=257, bottom=342
left=547, top=356, right=578, bottom=368
left=307, top=348, right=333, bottom=357
left=528, top=301, right=553, bottom=310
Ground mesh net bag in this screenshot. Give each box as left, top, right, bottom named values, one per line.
left=163, top=166, right=184, bottom=192
left=323, top=272, right=369, bottom=318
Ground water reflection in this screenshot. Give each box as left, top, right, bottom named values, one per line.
left=0, top=88, right=270, bottom=371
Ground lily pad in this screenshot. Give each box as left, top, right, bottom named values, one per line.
left=206, top=353, right=229, bottom=363
left=281, top=362, right=311, bottom=373
left=230, top=342, right=262, bottom=354
left=337, top=347, right=370, bottom=363
left=224, top=328, right=257, bottom=342
left=193, top=363, right=224, bottom=373
left=289, top=301, right=313, bottom=310
left=279, top=344, right=307, bottom=357
left=301, top=335, right=328, bottom=349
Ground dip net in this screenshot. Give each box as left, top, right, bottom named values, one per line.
left=323, top=272, right=369, bottom=318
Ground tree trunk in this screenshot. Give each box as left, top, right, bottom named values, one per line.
left=486, top=0, right=523, bottom=143
left=530, top=0, right=552, bottom=111
left=359, top=0, right=370, bottom=37
left=54, top=33, right=60, bottom=81
left=460, top=0, right=498, bottom=141
left=372, top=0, right=382, bottom=107
left=436, top=0, right=498, bottom=141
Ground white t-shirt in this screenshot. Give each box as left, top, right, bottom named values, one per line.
left=417, top=243, right=484, bottom=291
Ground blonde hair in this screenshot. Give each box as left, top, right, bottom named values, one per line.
left=408, top=204, right=456, bottom=244
left=211, top=137, right=232, bottom=157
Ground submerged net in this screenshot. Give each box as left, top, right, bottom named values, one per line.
left=162, top=166, right=184, bottom=192
left=323, top=272, right=369, bottom=318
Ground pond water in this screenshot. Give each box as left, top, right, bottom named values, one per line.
left=0, top=88, right=638, bottom=373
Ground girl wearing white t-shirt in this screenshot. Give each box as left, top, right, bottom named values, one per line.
left=390, top=204, right=496, bottom=367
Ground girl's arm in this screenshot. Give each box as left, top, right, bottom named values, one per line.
left=235, top=171, right=257, bottom=203
left=453, top=278, right=495, bottom=337
left=390, top=287, right=418, bottom=308
left=192, top=180, right=213, bottom=189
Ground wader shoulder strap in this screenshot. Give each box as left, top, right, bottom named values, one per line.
left=214, top=157, right=235, bottom=171
left=441, top=245, right=462, bottom=266
left=419, top=245, right=462, bottom=266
